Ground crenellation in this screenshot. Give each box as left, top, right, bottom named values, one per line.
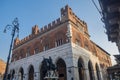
left=48, top=23, right=52, bottom=28
left=78, top=17, right=80, bottom=21
left=44, top=25, right=48, bottom=31
left=21, top=39, right=24, bottom=43
left=52, top=20, right=56, bottom=26
left=14, top=17, right=63, bottom=48
left=61, top=7, right=65, bottom=12
left=23, top=38, right=26, bottom=42
left=40, top=27, right=44, bottom=32
left=56, top=18, right=61, bottom=24
left=61, top=5, right=69, bottom=16
left=26, top=36, right=29, bottom=41
left=14, top=5, right=90, bottom=48
left=61, top=4, right=87, bottom=28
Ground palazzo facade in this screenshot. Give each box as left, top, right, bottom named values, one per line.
left=8, top=5, right=112, bottom=80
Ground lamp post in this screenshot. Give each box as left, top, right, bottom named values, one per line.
left=3, top=18, right=19, bottom=80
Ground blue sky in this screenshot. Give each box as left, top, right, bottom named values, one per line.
left=0, top=0, right=119, bottom=62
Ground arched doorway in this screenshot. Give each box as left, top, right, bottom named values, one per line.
left=40, top=63, right=47, bottom=80
left=88, top=61, right=95, bottom=80
left=11, top=69, right=15, bottom=79
left=96, top=64, right=101, bottom=80
left=78, top=58, right=84, bottom=80
left=19, top=67, right=24, bottom=80
left=28, top=65, right=34, bottom=80
left=56, top=58, right=67, bottom=80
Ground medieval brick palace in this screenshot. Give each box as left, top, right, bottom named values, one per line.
left=8, top=5, right=112, bottom=80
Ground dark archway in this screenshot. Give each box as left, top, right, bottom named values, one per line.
left=88, top=61, right=95, bottom=80
left=11, top=69, right=15, bottom=79
left=19, top=67, right=24, bottom=80
left=96, top=64, right=101, bottom=80
left=40, top=63, right=47, bottom=80
left=28, top=65, right=34, bottom=80
left=78, top=58, right=84, bottom=80
left=57, top=58, right=67, bottom=80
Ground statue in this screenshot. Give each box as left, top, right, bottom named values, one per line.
left=42, top=57, right=58, bottom=80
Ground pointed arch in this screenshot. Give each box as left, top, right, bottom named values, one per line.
left=78, top=57, right=85, bottom=80
left=56, top=58, right=67, bottom=80
left=74, top=32, right=82, bottom=46
left=40, top=62, right=47, bottom=80
left=11, top=69, right=15, bottom=79
left=18, top=67, right=24, bottom=80
left=88, top=60, right=95, bottom=80
left=34, top=41, right=40, bottom=54
left=55, top=31, right=66, bottom=46
left=28, top=65, right=34, bottom=80
left=96, top=63, right=101, bottom=80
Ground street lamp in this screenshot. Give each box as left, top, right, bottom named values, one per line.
left=3, top=18, right=19, bottom=80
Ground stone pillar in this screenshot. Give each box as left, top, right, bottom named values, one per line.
left=66, top=58, right=74, bottom=80
left=67, top=66, right=78, bottom=80
left=23, top=66, right=28, bottom=80
left=84, top=58, right=90, bottom=80
left=100, top=71, right=103, bottom=80
left=94, top=71, right=98, bottom=80
left=70, top=56, right=80, bottom=80
left=34, top=72, right=39, bottom=80
left=73, top=67, right=79, bottom=80
left=34, top=63, right=40, bottom=80
left=84, top=68, right=90, bottom=80
left=94, top=70, right=103, bottom=80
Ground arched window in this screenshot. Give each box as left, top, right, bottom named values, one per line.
left=20, top=49, right=25, bottom=59
left=28, top=65, right=34, bottom=80
left=84, top=43, right=89, bottom=50
left=74, top=32, right=82, bottom=46
left=34, top=47, right=39, bottom=54
left=34, top=42, right=40, bottom=54
left=26, top=47, right=30, bottom=57
left=56, top=58, right=67, bottom=80
left=44, top=44, right=49, bottom=51
left=78, top=58, right=85, bottom=80
left=43, top=36, right=50, bottom=51
left=96, top=64, right=101, bottom=80
left=84, top=39, right=89, bottom=50
left=18, top=67, right=24, bottom=80
left=55, top=32, right=64, bottom=47
left=88, top=61, right=95, bottom=80
left=75, top=39, right=81, bottom=46
left=56, top=39, right=63, bottom=46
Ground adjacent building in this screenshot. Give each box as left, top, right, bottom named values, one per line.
left=98, top=0, right=120, bottom=79
left=8, top=5, right=112, bottom=80
left=98, top=0, right=120, bottom=51
left=0, top=59, right=6, bottom=80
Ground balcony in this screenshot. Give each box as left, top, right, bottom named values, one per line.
left=109, top=23, right=119, bottom=31
left=108, top=30, right=118, bottom=42
left=99, top=0, right=120, bottom=12
left=107, top=0, right=120, bottom=6
left=107, top=11, right=120, bottom=20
